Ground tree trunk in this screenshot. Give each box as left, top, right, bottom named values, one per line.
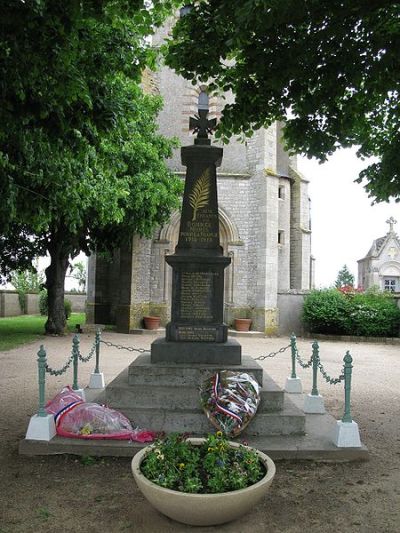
left=45, top=241, right=69, bottom=335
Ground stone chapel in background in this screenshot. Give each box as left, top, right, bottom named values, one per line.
left=358, top=217, right=400, bottom=292
left=86, top=17, right=314, bottom=335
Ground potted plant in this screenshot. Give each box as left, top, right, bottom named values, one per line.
left=131, top=432, right=276, bottom=526
left=234, top=317, right=252, bottom=331
left=143, top=316, right=161, bottom=330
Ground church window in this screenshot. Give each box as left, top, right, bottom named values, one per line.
left=383, top=277, right=399, bottom=292
left=278, top=186, right=285, bottom=200
left=198, top=90, right=209, bottom=111
left=278, top=230, right=284, bottom=245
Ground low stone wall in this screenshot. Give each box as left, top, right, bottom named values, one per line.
left=0, top=291, right=86, bottom=317
left=0, top=291, right=21, bottom=317
left=25, top=293, right=40, bottom=315
left=277, top=290, right=309, bottom=336
left=65, top=293, right=87, bottom=313
left=304, top=333, right=400, bottom=344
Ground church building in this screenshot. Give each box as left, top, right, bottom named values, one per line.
left=358, top=217, right=400, bottom=292
left=86, top=19, right=314, bottom=335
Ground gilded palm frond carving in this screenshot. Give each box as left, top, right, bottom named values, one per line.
left=189, top=168, right=210, bottom=221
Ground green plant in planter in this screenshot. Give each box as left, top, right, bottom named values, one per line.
left=140, top=432, right=265, bottom=494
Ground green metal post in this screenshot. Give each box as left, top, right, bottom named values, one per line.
left=290, top=333, right=297, bottom=379
left=72, top=334, right=80, bottom=391
left=94, top=329, right=101, bottom=374
left=311, top=341, right=319, bottom=396
left=37, top=345, right=47, bottom=417
left=342, top=351, right=353, bottom=423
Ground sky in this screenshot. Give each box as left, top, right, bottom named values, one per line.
left=297, top=148, right=399, bottom=288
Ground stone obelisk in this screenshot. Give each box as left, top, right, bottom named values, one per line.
left=151, top=100, right=241, bottom=364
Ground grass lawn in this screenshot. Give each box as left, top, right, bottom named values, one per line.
left=0, top=313, right=86, bottom=351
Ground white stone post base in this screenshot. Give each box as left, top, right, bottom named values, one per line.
left=88, top=372, right=105, bottom=389
left=72, top=388, right=86, bottom=401
left=285, top=377, right=303, bottom=394
left=304, top=393, right=326, bottom=414
left=26, top=414, right=56, bottom=441
left=333, top=420, right=362, bottom=447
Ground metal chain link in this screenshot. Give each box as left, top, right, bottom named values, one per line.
left=295, top=347, right=313, bottom=369
left=99, top=340, right=147, bottom=354
left=318, top=361, right=344, bottom=385
left=254, top=344, right=290, bottom=361
left=45, top=354, right=74, bottom=376
left=77, top=337, right=100, bottom=363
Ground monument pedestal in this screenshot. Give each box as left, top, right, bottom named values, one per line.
left=105, top=353, right=305, bottom=437
left=151, top=337, right=241, bottom=364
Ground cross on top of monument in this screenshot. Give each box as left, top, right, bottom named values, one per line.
left=189, top=90, right=217, bottom=145
left=386, top=216, right=397, bottom=232
left=189, top=111, right=217, bottom=144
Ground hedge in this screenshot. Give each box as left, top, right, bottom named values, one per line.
left=302, top=288, right=400, bottom=337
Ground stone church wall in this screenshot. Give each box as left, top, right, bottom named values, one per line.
left=86, top=17, right=313, bottom=334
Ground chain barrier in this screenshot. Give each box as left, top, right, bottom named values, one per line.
left=77, top=336, right=100, bottom=363
left=45, top=354, right=74, bottom=376
left=45, top=334, right=99, bottom=377
left=99, top=339, right=147, bottom=354
left=295, top=348, right=313, bottom=369
left=254, top=344, right=291, bottom=360
left=318, top=360, right=344, bottom=385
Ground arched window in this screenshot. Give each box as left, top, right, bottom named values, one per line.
left=198, top=90, right=209, bottom=111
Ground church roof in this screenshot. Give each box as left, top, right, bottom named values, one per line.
left=366, top=236, right=386, bottom=257
left=358, top=217, right=400, bottom=262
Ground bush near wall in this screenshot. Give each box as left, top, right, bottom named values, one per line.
left=39, top=290, right=72, bottom=319
left=302, top=287, right=400, bottom=337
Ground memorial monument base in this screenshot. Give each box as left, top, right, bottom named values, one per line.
left=150, top=337, right=241, bottom=365
left=105, top=353, right=305, bottom=437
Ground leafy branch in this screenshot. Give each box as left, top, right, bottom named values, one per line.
left=189, top=168, right=210, bottom=221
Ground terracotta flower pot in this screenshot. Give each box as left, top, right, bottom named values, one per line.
left=131, top=438, right=275, bottom=526
left=234, top=318, right=252, bottom=331
left=143, top=316, right=161, bottom=330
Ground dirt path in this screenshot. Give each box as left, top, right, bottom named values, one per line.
left=1, top=332, right=399, bottom=532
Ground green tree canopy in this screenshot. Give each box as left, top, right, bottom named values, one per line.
left=335, top=264, right=355, bottom=288
left=166, top=0, right=400, bottom=202
left=0, top=0, right=182, bottom=333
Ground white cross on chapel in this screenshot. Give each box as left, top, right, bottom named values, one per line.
left=386, top=217, right=397, bottom=232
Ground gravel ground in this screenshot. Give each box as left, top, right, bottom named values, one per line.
left=0, top=331, right=399, bottom=533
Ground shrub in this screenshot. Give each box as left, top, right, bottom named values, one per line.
left=10, top=268, right=44, bottom=313
left=302, top=288, right=400, bottom=337
left=302, top=289, right=350, bottom=334
left=64, top=299, right=72, bottom=319
left=39, top=290, right=48, bottom=316
left=39, top=290, right=72, bottom=319
left=349, top=290, right=400, bottom=337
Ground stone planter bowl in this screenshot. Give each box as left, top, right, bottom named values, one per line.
left=131, top=438, right=276, bottom=526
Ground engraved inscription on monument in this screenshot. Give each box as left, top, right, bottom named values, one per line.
left=179, top=271, right=217, bottom=321
left=180, top=211, right=218, bottom=245
left=176, top=326, right=217, bottom=342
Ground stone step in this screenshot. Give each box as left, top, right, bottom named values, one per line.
left=105, top=368, right=304, bottom=437
left=107, top=368, right=284, bottom=412
left=110, top=396, right=304, bottom=436
left=127, top=353, right=264, bottom=387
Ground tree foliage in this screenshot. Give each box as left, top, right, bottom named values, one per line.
left=69, top=261, right=87, bottom=292
left=10, top=267, right=44, bottom=313
left=335, top=264, right=355, bottom=288
left=166, top=0, right=400, bottom=202
left=0, top=0, right=182, bottom=333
